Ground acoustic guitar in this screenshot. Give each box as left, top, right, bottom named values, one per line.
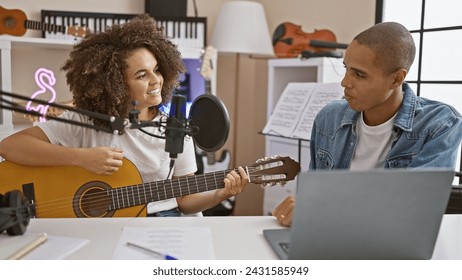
left=0, top=6, right=88, bottom=38
left=0, top=156, right=300, bottom=218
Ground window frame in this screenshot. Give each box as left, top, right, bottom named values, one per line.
left=376, top=0, right=462, bottom=178
left=376, top=0, right=462, bottom=96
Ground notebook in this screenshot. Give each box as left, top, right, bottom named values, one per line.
left=264, top=169, right=454, bottom=260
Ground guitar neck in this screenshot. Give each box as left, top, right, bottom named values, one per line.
left=25, top=20, right=66, bottom=34
left=206, top=152, right=216, bottom=165
left=108, top=169, right=231, bottom=211
left=205, top=80, right=212, bottom=95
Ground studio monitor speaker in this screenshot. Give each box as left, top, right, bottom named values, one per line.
left=145, top=0, right=187, bottom=18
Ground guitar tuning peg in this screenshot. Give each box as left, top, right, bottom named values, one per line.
left=256, top=157, right=269, bottom=163
left=260, top=182, right=277, bottom=188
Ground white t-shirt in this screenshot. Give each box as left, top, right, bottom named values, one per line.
left=37, top=111, right=198, bottom=214
left=350, top=112, right=396, bottom=170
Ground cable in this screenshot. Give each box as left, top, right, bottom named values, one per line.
left=137, top=128, right=164, bottom=139
left=135, top=205, right=147, bottom=217
left=167, top=159, right=175, bottom=180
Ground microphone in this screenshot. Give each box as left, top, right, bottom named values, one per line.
left=165, top=94, right=188, bottom=159
left=130, top=93, right=229, bottom=158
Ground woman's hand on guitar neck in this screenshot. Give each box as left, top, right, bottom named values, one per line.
left=217, top=166, right=248, bottom=200
left=76, top=147, right=124, bottom=176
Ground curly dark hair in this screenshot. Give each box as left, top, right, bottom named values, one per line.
left=61, top=14, right=185, bottom=127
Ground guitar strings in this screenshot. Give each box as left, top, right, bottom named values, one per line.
left=31, top=165, right=278, bottom=217
left=32, top=168, right=233, bottom=217
left=32, top=163, right=286, bottom=217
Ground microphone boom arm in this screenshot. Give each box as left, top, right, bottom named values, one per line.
left=0, top=90, right=127, bottom=135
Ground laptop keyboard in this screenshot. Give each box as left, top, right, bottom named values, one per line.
left=278, top=241, right=290, bottom=255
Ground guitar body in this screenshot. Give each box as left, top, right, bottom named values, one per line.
left=0, top=158, right=146, bottom=218
left=0, top=6, right=27, bottom=36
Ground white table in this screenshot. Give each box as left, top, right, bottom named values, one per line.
left=25, top=215, right=462, bottom=260
left=26, top=216, right=282, bottom=260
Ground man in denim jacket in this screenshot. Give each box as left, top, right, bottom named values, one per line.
left=273, top=22, right=462, bottom=226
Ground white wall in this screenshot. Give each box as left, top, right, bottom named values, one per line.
left=6, top=0, right=375, bottom=100
left=3, top=0, right=376, bottom=215
left=7, top=0, right=375, bottom=51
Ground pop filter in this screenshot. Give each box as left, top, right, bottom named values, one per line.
left=189, top=94, right=230, bottom=152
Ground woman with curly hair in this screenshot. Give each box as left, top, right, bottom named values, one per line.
left=0, top=14, right=248, bottom=217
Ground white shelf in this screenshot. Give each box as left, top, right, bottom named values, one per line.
left=1, top=36, right=77, bottom=49
left=263, top=57, right=344, bottom=215
left=1, top=36, right=206, bottom=56
left=0, top=36, right=210, bottom=136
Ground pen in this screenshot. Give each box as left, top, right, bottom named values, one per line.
left=126, top=242, right=177, bottom=260
left=8, top=233, right=48, bottom=260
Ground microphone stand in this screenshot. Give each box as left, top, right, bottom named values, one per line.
left=0, top=90, right=128, bottom=134
left=0, top=90, right=181, bottom=135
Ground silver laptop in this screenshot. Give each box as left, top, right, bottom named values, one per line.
left=264, top=169, right=454, bottom=260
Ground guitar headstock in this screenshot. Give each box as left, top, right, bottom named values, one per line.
left=67, top=26, right=91, bottom=38
left=199, top=45, right=217, bottom=81
left=248, top=156, right=300, bottom=187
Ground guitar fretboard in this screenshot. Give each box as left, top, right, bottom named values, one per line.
left=108, top=169, right=229, bottom=211
left=205, top=80, right=212, bottom=97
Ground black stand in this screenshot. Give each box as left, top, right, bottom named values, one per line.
left=0, top=90, right=175, bottom=137
left=259, top=131, right=309, bottom=169
left=0, top=90, right=128, bottom=134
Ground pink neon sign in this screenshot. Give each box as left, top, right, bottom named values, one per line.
left=26, top=68, right=57, bottom=122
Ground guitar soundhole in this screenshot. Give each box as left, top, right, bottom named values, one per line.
left=5, top=17, right=16, bottom=28
left=73, top=181, right=115, bottom=218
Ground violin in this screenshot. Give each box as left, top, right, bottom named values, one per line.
left=272, top=22, right=347, bottom=58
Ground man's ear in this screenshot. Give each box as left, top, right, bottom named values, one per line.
left=390, top=68, right=407, bottom=89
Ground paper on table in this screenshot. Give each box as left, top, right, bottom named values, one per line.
left=23, top=234, right=89, bottom=260
left=0, top=232, right=45, bottom=260
left=0, top=232, right=89, bottom=260
left=112, top=226, right=215, bottom=260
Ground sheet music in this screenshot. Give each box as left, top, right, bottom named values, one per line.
left=262, top=83, right=316, bottom=137
left=262, top=82, right=344, bottom=140
left=292, top=83, right=344, bottom=139
left=112, top=226, right=215, bottom=260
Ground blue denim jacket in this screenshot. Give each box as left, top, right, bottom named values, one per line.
left=310, top=83, right=462, bottom=170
